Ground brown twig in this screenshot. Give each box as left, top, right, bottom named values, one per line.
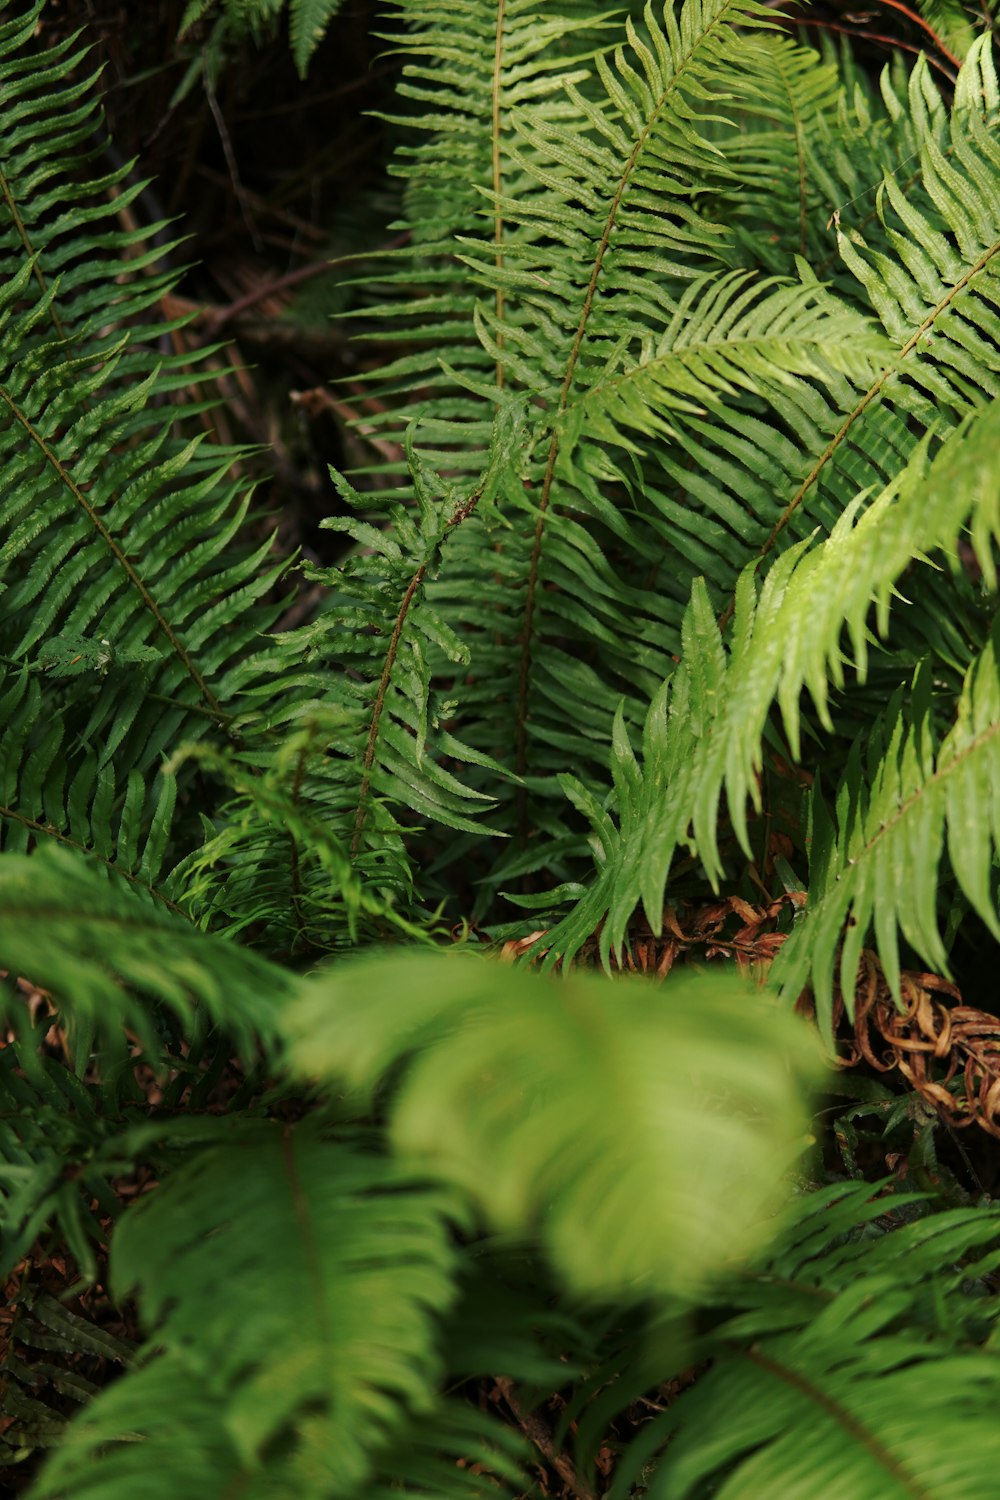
left=492, top=1378, right=597, bottom=1500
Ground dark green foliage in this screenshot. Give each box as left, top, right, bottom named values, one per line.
left=1, top=0, right=999, bottom=1495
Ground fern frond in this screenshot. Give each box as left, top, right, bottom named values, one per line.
left=218, top=399, right=533, bottom=937
left=26, top=1360, right=254, bottom=1498
left=180, top=0, right=347, bottom=80
left=285, top=951, right=823, bottom=1301
left=357, top=0, right=607, bottom=465
left=0, top=848, right=294, bottom=1064
left=542, top=404, right=1000, bottom=971
left=388, top=26, right=1000, bottom=901
left=412, top=11, right=887, bottom=880
left=0, top=8, right=292, bottom=896
left=706, top=36, right=849, bottom=272
left=771, top=629, right=1000, bottom=1029
left=365, top=1401, right=529, bottom=1497
left=28, top=1362, right=532, bottom=1499
left=631, top=1183, right=1000, bottom=1499
left=31, top=1130, right=463, bottom=1499
left=0, top=1046, right=128, bottom=1281
left=618, top=35, right=1000, bottom=662
left=289, top=0, right=347, bottom=75
left=164, top=722, right=399, bottom=951
left=1, top=1285, right=132, bottom=1465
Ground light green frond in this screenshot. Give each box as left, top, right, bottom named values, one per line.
left=619, top=37, right=1000, bottom=664
left=558, top=270, right=889, bottom=452
left=541, top=405, right=1000, bottom=971
left=285, top=951, right=823, bottom=1301
left=771, top=630, right=1000, bottom=1029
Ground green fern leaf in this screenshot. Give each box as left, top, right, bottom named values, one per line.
left=31, top=1131, right=462, bottom=1499
left=771, top=626, right=1000, bottom=1028
left=0, top=10, right=293, bottom=897
left=289, top=0, right=345, bottom=75
left=542, top=399, right=1000, bottom=971
left=634, top=1184, right=1000, bottom=1499
left=0, top=848, right=294, bottom=1065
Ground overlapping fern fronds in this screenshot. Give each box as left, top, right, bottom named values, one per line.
left=336, top=9, right=1000, bottom=919
left=543, top=405, right=1000, bottom=979
left=27, top=948, right=822, bottom=1499
left=772, top=628, right=1000, bottom=1032
left=0, top=846, right=296, bottom=1277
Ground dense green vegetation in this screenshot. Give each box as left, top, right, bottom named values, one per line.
left=2, top=0, right=1000, bottom=1493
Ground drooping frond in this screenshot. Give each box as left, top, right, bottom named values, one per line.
left=179, top=0, right=348, bottom=81
left=285, top=951, right=822, bottom=1301
left=541, top=404, right=1000, bottom=971
left=601, top=34, right=1000, bottom=683
left=0, top=848, right=294, bottom=1062
left=771, top=631, right=1000, bottom=1030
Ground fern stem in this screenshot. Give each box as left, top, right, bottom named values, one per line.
left=491, top=0, right=507, bottom=388
left=516, top=104, right=653, bottom=796
left=0, top=167, right=69, bottom=345
left=350, top=474, right=491, bottom=856
left=352, top=563, right=428, bottom=856
left=288, top=735, right=310, bottom=950
left=821, top=716, right=999, bottom=911
left=279, top=1124, right=333, bottom=1353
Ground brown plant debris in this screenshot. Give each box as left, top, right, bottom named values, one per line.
left=805, top=949, right=1000, bottom=1139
